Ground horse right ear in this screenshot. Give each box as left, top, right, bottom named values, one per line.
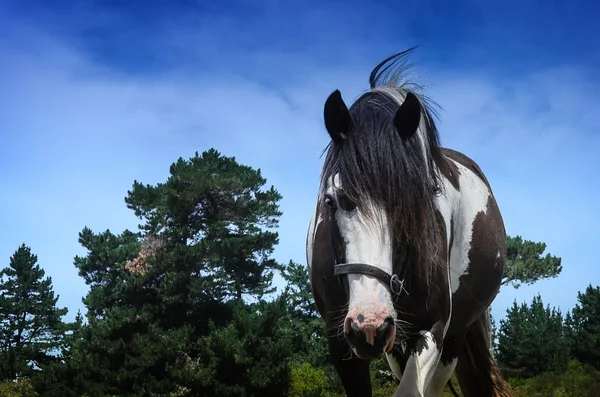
left=324, top=90, right=352, bottom=143
left=394, top=92, right=421, bottom=141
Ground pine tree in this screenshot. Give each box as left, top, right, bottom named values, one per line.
left=279, top=260, right=348, bottom=394
left=503, top=235, right=562, bottom=288
left=185, top=299, right=293, bottom=396
left=124, top=148, right=282, bottom=302
left=0, top=244, right=73, bottom=382
left=497, top=294, right=570, bottom=378
left=71, top=228, right=189, bottom=397
left=31, top=311, right=84, bottom=397
left=71, top=149, right=286, bottom=396
left=280, top=260, right=328, bottom=367
left=497, top=301, right=527, bottom=375
left=570, top=284, right=600, bottom=369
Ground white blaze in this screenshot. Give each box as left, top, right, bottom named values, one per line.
left=327, top=175, right=396, bottom=334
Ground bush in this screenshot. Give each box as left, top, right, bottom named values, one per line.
left=0, top=379, right=38, bottom=397
left=289, top=362, right=334, bottom=397
left=511, top=360, right=600, bottom=397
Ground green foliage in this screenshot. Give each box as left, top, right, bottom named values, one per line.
left=0, top=379, right=38, bottom=397
left=7, top=147, right=594, bottom=395
left=569, top=284, right=600, bottom=369
left=125, top=148, right=283, bottom=302
left=510, top=360, right=600, bottom=397
left=497, top=294, right=570, bottom=378
left=73, top=308, right=194, bottom=397
left=289, top=362, right=336, bottom=397
left=70, top=228, right=178, bottom=396
left=70, top=149, right=286, bottom=396
left=369, top=367, right=399, bottom=397
left=187, top=299, right=293, bottom=396
left=29, top=310, right=84, bottom=397
left=0, top=245, right=76, bottom=382
left=279, top=261, right=329, bottom=367
left=503, top=235, right=562, bottom=288
left=73, top=228, right=142, bottom=317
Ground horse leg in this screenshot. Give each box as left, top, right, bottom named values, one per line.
left=423, top=330, right=466, bottom=397
left=392, top=322, right=445, bottom=397
left=385, top=347, right=405, bottom=380
left=327, top=335, right=373, bottom=397
left=453, top=314, right=513, bottom=397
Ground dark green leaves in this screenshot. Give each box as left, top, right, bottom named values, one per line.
left=503, top=235, right=562, bottom=289
left=0, top=245, right=74, bottom=383
left=496, top=294, right=571, bottom=377
left=71, top=149, right=287, bottom=396
left=569, top=284, right=600, bottom=369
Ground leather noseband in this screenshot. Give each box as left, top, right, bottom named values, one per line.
left=328, top=208, right=408, bottom=300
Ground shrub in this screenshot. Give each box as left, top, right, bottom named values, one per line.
left=0, top=379, right=38, bottom=397
left=511, top=360, right=600, bottom=397
left=289, top=362, right=332, bottom=397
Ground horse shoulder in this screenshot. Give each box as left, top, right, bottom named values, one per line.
left=438, top=149, right=506, bottom=334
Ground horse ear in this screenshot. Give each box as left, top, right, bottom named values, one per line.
left=394, top=92, right=421, bottom=141
left=324, top=90, right=352, bottom=143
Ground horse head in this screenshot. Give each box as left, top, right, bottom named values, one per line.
left=319, top=87, right=425, bottom=359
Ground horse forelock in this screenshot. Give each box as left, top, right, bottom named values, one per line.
left=319, top=48, right=452, bottom=286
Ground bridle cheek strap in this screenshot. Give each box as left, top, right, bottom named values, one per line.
left=329, top=210, right=408, bottom=300
left=334, top=263, right=406, bottom=297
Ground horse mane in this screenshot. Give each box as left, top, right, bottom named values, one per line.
left=320, top=47, right=449, bottom=284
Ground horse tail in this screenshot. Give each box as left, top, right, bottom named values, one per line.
left=454, top=309, right=513, bottom=397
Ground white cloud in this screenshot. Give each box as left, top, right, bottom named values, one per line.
left=1, top=16, right=598, bottom=325
left=426, top=65, right=599, bottom=319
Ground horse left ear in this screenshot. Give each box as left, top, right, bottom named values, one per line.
left=324, top=90, right=352, bottom=143
left=394, top=92, right=421, bottom=141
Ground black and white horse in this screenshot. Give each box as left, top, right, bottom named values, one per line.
left=306, top=48, right=512, bottom=397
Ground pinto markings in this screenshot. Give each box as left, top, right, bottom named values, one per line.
left=445, top=158, right=493, bottom=294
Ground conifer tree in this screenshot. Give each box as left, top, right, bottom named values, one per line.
left=72, top=149, right=286, bottom=396
left=503, top=235, right=562, bottom=288
left=497, top=294, right=570, bottom=377
left=0, top=245, right=73, bottom=382
left=570, top=284, right=600, bottom=369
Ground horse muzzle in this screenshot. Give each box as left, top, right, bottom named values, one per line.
left=345, top=316, right=396, bottom=359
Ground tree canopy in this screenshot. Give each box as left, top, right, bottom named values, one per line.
left=496, top=294, right=571, bottom=378
left=0, top=245, right=76, bottom=383
left=502, top=235, right=562, bottom=288
left=1, top=146, right=595, bottom=397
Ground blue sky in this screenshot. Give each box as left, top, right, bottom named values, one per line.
left=1, top=0, right=598, bottom=325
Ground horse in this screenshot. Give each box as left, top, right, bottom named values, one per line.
left=305, top=48, right=512, bottom=397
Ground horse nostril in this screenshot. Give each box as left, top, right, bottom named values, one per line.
left=376, top=321, right=389, bottom=335
left=345, top=317, right=363, bottom=340
left=350, top=320, right=361, bottom=334
left=376, top=317, right=394, bottom=341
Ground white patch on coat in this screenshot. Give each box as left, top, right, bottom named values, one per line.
left=326, top=174, right=396, bottom=331
left=435, top=191, right=454, bottom=338
left=395, top=331, right=442, bottom=397
left=424, top=357, right=458, bottom=397
left=438, top=158, right=492, bottom=294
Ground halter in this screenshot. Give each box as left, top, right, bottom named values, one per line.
left=328, top=208, right=409, bottom=300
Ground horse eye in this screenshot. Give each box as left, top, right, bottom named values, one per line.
left=337, top=192, right=357, bottom=212
left=324, top=195, right=335, bottom=209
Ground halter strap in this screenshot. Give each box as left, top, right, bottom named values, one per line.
left=329, top=209, right=408, bottom=300
left=334, top=263, right=406, bottom=296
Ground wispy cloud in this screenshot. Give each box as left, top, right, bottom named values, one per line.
left=425, top=65, right=600, bottom=316
left=0, top=1, right=598, bottom=323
